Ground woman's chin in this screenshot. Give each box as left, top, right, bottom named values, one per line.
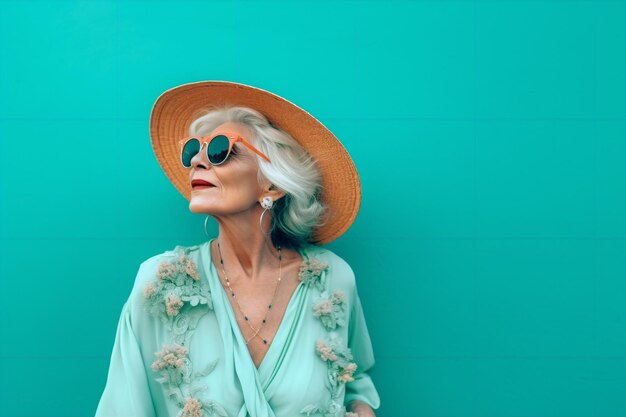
left=189, top=201, right=216, bottom=214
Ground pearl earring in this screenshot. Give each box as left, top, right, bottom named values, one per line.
left=261, top=196, right=274, bottom=210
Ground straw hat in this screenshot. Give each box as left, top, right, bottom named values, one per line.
left=149, top=80, right=361, bottom=245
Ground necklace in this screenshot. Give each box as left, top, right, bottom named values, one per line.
left=215, top=239, right=283, bottom=346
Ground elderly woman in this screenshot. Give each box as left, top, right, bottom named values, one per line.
left=95, top=81, right=380, bottom=417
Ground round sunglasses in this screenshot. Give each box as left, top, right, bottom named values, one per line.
left=178, top=133, right=271, bottom=167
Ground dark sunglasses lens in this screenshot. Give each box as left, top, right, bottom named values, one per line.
left=207, top=135, right=230, bottom=164
left=181, top=138, right=200, bottom=167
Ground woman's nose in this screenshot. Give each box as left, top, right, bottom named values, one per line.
left=190, top=143, right=210, bottom=168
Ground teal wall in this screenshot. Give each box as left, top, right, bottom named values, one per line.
left=0, top=1, right=624, bottom=416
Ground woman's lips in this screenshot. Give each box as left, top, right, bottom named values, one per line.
left=191, top=179, right=215, bottom=189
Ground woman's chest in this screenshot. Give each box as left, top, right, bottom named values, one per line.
left=215, top=257, right=304, bottom=369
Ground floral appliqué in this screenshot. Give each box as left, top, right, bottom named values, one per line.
left=299, top=256, right=358, bottom=417
left=301, top=336, right=358, bottom=417
left=143, top=246, right=227, bottom=417
left=315, top=336, right=357, bottom=385
left=313, top=289, right=347, bottom=331
left=298, top=257, right=329, bottom=291
left=144, top=249, right=213, bottom=346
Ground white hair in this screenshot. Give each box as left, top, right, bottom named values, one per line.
left=188, top=105, right=329, bottom=249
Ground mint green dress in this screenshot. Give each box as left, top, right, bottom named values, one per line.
left=95, top=238, right=380, bottom=417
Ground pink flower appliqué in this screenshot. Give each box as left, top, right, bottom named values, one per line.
left=312, top=289, right=347, bottom=331
left=184, top=258, right=200, bottom=281
left=151, top=343, right=188, bottom=372
left=165, top=294, right=184, bottom=317
left=337, top=362, right=357, bottom=382
left=298, top=257, right=329, bottom=291
left=313, top=299, right=333, bottom=315
left=181, top=397, right=203, bottom=417
left=331, top=289, right=345, bottom=303
left=143, top=282, right=157, bottom=298
left=157, top=261, right=176, bottom=280
left=315, top=340, right=339, bottom=362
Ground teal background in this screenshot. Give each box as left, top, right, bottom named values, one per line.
left=0, top=1, right=624, bottom=416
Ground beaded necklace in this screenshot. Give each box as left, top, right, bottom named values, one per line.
left=215, top=239, right=283, bottom=346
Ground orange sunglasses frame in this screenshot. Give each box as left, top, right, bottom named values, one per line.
left=178, top=133, right=271, bottom=167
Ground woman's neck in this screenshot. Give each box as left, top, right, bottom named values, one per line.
left=208, top=205, right=281, bottom=283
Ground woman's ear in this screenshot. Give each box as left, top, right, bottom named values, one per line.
left=260, top=183, right=285, bottom=203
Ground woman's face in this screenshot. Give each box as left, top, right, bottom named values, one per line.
left=187, top=122, right=268, bottom=216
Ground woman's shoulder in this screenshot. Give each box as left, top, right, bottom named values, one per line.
left=141, top=241, right=207, bottom=269
left=303, top=244, right=357, bottom=294
left=124, top=242, right=211, bottom=327
left=141, top=242, right=204, bottom=266
left=128, top=243, right=206, bottom=304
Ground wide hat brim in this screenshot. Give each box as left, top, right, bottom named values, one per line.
left=149, top=80, right=361, bottom=245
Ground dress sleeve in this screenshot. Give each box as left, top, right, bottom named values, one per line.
left=344, top=282, right=381, bottom=410
left=95, top=264, right=157, bottom=417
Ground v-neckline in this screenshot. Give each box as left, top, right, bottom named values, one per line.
left=203, top=238, right=309, bottom=373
